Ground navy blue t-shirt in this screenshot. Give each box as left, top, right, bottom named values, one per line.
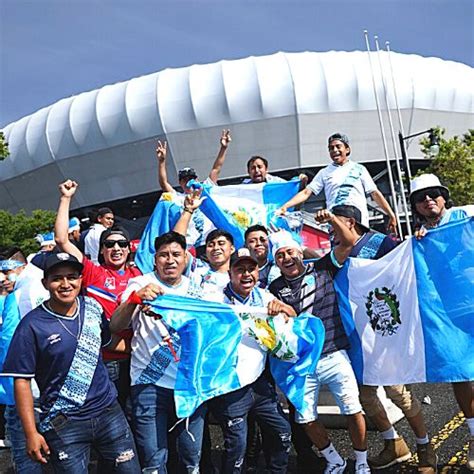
left=2, top=296, right=117, bottom=423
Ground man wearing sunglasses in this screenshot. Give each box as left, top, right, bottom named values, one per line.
left=54, top=180, right=141, bottom=406
left=409, top=174, right=474, bottom=470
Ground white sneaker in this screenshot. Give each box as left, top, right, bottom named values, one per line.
left=324, top=459, right=347, bottom=473
left=355, top=462, right=371, bottom=473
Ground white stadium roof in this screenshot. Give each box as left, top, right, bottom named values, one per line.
left=1, top=50, right=473, bottom=212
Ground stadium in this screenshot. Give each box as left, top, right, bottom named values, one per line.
left=1, top=50, right=473, bottom=233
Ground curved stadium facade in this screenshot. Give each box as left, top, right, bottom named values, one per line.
left=1, top=50, right=473, bottom=226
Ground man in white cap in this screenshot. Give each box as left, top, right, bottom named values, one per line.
left=34, top=232, right=56, bottom=252
left=269, top=212, right=370, bottom=474
left=409, top=173, right=474, bottom=470
left=277, top=133, right=397, bottom=234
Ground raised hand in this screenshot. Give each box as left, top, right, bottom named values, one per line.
left=155, top=140, right=168, bottom=163
left=59, top=179, right=78, bottom=198
left=220, top=129, right=232, bottom=148
left=314, top=209, right=334, bottom=224
left=183, top=188, right=206, bottom=212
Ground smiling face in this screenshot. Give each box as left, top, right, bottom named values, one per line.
left=230, top=261, right=259, bottom=298
left=100, top=235, right=130, bottom=270
left=154, top=242, right=186, bottom=285
left=274, top=246, right=305, bottom=279
left=328, top=139, right=350, bottom=165
left=206, top=236, right=235, bottom=270
left=248, top=158, right=268, bottom=183
left=413, top=189, right=446, bottom=220
left=245, top=230, right=269, bottom=264
left=43, top=264, right=82, bottom=310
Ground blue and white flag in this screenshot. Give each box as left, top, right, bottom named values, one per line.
left=147, top=294, right=325, bottom=418
left=335, top=218, right=474, bottom=385
left=200, top=179, right=301, bottom=249
left=135, top=199, right=182, bottom=274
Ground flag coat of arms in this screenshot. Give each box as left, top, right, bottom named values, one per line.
left=335, top=218, right=474, bottom=385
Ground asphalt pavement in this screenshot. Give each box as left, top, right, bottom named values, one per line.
left=0, top=383, right=471, bottom=473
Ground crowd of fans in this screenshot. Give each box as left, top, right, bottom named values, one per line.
left=0, top=131, right=472, bottom=474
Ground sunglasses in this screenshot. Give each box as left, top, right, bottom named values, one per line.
left=412, top=189, right=442, bottom=204
left=103, top=240, right=129, bottom=249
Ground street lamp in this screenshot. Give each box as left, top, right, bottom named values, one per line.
left=398, top=128, right=440, bottom=180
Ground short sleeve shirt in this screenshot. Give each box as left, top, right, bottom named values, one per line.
left=351, top=232, right=397, bottom=260
left=308, top=161, right=377, bottom=227
left=186, top=255, right=230, bottom=300
left=121, top=273, right=193, bottom=388
left=269, top=253, right=349, bottom=355
left=2, top=296, right=116, bottom=423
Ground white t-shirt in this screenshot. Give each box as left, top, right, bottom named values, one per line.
left=307, top=160, right=377, bottom=226
left=217, top=286, right=275, bottom=388
left=186, top=255, right=230, bottom=300
left=84, top=223, right=107, bottom=264
left=122, top=272, right=193, bottom=388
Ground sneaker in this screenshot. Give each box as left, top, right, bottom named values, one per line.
left=417, top=443, right=437, bottom=473
left=369, top=437, right=411, bottom=469
left=355, top=462, right=371, bottom=474
left=324, top=459, right=347, bottom=474
left=468, top=437, right=474, bottom=471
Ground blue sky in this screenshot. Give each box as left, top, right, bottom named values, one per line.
left=1, top=0, right=472, bottom=127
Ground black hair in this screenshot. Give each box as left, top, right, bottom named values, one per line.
left=98, top=227, right=131, bottom=265
left=246, top=155, right=268, bottom=171
left=154, top=231, right=187, bottom=252
left=206, top=229, right=234, bottom=246
left=0, top=247, right=27, bottom=264
left=244, top=224, right=269, bottom=241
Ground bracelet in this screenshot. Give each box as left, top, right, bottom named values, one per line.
left=183, top=208, right=194, bottom=214
left=127, top=291, right=143, bottom=305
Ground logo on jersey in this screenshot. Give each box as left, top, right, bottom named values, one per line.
left=48, top=333, right=61, bottom=345
left=104, top=277, right=116, bottom=290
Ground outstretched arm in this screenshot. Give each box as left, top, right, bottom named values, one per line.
left=173, top=189, right=205, bottom=237
left=371, top=189, right=397, bottom=235
left=208, top=129, right=231, bottom=184
left=276, top=187, right=313, bottom=215
left=54, top=180, right=83, bottom=262
left=156, top=140, right=175, bottom=193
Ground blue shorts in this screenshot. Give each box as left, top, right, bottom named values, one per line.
left=295, top=349, right=362, bottom=423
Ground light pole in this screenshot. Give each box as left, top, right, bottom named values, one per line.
left=398, top=128, right=440, bottom=181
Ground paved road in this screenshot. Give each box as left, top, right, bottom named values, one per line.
left=0, top=383, right=471, bottom=473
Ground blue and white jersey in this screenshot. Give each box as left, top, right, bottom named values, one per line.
left=1, top=297, right=116, bottom=425
left=219, top=285, right=275, bottom=388
left=438, top=205, right=474, bottom=227
left=186, top=255, right=230, bottom=300
left=308, top=160, right=377, bottom=227
left=122, top=272, right=193, bottom=388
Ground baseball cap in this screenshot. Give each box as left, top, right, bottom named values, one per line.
left=178, top=167, right=198, bottom=181
left=331, top=205, right=370, bottom=232
left=230, top=248, right=258, bottom=268
left=43, top=253, right=83, bottom=277
left=68, top=217, right=81, bottom=233
left=328, top=133, right=350, bottom=147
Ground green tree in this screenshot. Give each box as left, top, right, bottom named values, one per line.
left=0, top=209, right=56, bottom=256
left=420, top=128, right=474, bottom=206
left=0, top=131, right=9, bottom=160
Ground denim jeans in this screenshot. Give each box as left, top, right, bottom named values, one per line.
left=131, top=384, right=207, bottom=473
left=43, top=400, right=140, bottom=473
left=4, top=405, right=43, bottom=473
left=211, top=373, right=291, bottom=474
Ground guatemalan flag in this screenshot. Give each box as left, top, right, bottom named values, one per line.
left=135, top=179, right=301, bottom=273
left=200, top=179, right=301, bottom=249
left=146, top=294, right=325, bottom=418
left=335, top=218, right=474, bottom=386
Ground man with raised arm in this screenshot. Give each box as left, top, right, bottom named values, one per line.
left=277, top=133, right=397, bottom=234
left=54, top=180, right=141, bottom=405
left=269, top=211, right=370, bottom=474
